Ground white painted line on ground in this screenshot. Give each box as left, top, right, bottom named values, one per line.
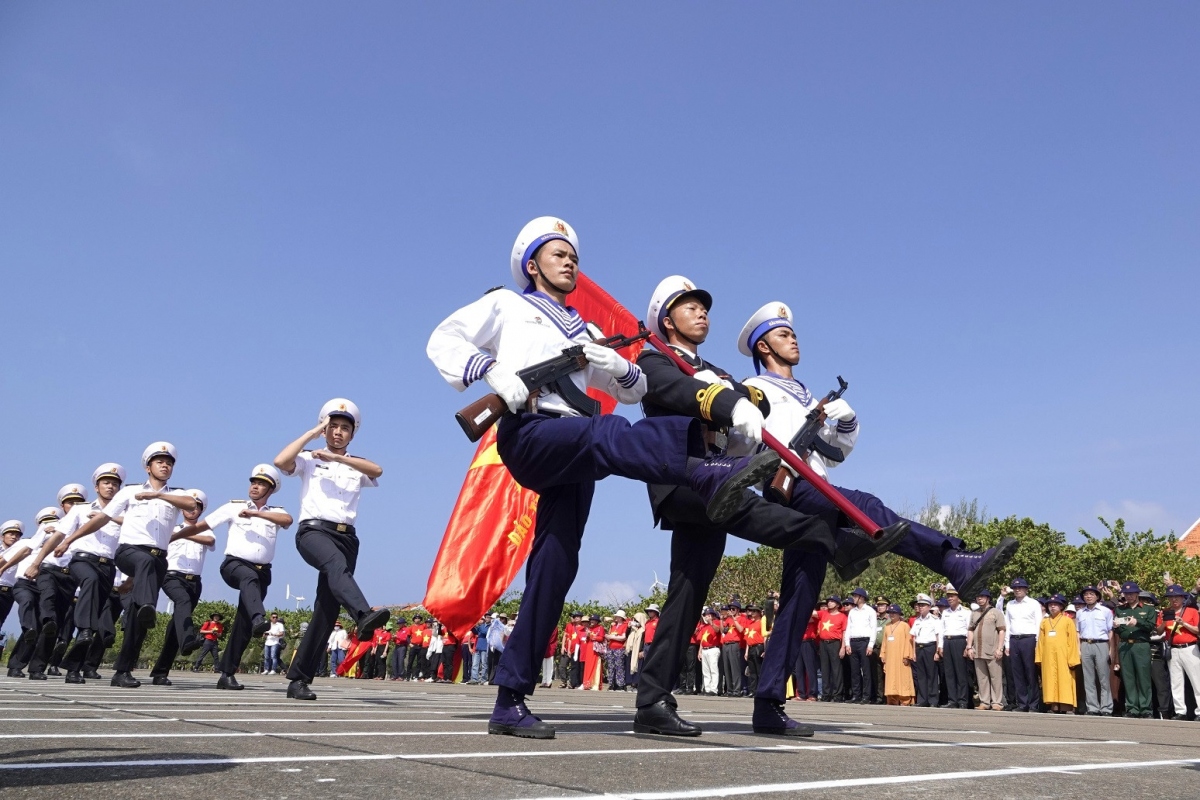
left=0, top=739, right=1134, bottom=770
left=504, top=754, right=1193, bottom=799
left=0, top=730, right=491, bottom=739
left=0, top=718, right=181, bottom=723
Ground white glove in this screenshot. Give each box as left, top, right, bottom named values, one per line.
left=582, top=342, right=632, bottom=378
left=730, top=398, right=764, bottom=445
left=822, top=398, right=856, bottom=422
left=693, top=369, right=734, bottom=389
left=484, top=365, right=529, bottom=414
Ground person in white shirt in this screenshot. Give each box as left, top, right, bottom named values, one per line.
left=427, top=217, right=778, bottom=741
left=51, top=463, right=126, bottom=683
left=327, top=620, right=349, bottom=676
left=842, top=588, right=877, bottom=704
left=263, top=615, right=287, bottom=675
left=22, top=484, right=89, bottom=680
left=0, top=522, right=26, bottom=662
left=1002, top=577, right=1042, bottom=712
left=172, top=464, right=292, bottom=691
left=0, top=509, right=61, bottom=678
left=940, top=586, right=974, bottom=709
left=148, top=489, right=213, bottom=686
left=910, top=594, right=944, bottom=707
left=66, top=441, right=198, bottom=688
left=274, top=402, right=385, bottom=701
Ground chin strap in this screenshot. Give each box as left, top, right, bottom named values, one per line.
left=529, top=259, right=574, bottom=295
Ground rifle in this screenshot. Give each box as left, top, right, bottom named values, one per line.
left=455, top=324, right=651, bottom=442
left=645, top=332, right=885, bottom=540
left=765, top=376, right=849, bottom=504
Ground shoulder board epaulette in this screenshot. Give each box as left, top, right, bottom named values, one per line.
left=483, top=285, right=505, bottom=295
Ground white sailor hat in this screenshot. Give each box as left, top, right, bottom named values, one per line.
left=92, top=462, right=126, bottom=485
left=249, top=463, right=284, bottom=493
left=510, top=217, right=579, bottom=290
left=1, top=520, right=24, bottom=536
left=142, top=441, right=178, bottom=467
left=186, top=489, right=208, bottom=509
left=737, top=301, right=794, bottom=373
left=57, top=483, right=87, bottom=505
left=645, top=275, right=713, bottom=340
left=36, top=506, right=61, bottom=524
left=915, top=593, right=934, bottom=606
left=319, top=398, right=361, bottom=431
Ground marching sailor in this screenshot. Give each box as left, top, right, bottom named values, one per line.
left=632, top=276, right=907, bottom=738
left=171, top=464, right=292, bottom=690
left=0, top=508, right=60, bottom=677
left=733, top=301, right=1020, bottom=719
left=0, top=522, right=26, bottom=668
left=427, top=217, right=779, bottom=739
left=24, top=484, right=89, bottom=679
left=66, top=441, right=198, bottom=687
left=51, top=463, right=126, bottom=683
left=275, top=400, right=388, bottom=701
left=148, top=489, right=212, bottom=685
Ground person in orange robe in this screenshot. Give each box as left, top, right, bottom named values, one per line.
left=879, top=604, right=915, bottom=705
left=583, top=615, right=606, bottom=690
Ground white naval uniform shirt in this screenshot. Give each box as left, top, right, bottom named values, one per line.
left=56, top=500, right=123, bottom=559
left=103, top=482, right=190, bottom=550
left=738, top=372, right=858, bottom=479
left=167, top=525, right=212, bottom=575
left=426, top=288, right=648, bottom=416
left=1003, top=596, right=1043, bottom=647
left=290, top=452, right=376, bottom=526
left=941, top=605, right=972, bottom=638
left=39, top=510, right=77, bottom=569
left=843, top=605, right=878, bottom=646
left=204, top=500, right=286, bottom=564
left=0, top=543, right=24, bottom=588
left=14, top=524, right=53, bottom=582
left=911, top=615, right=944, bottom=647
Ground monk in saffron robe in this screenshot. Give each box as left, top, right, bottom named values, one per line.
left=1035, top=594, right=1080, bottom=713
left=879, top=605, right=915, bottom=705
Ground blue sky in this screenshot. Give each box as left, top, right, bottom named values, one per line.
left=2, top=3, right=1197, bottom=631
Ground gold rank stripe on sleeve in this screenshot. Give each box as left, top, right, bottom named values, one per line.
left=694, top=384, right=726, bottom=421
left=746, top=385, right=764, bottom=408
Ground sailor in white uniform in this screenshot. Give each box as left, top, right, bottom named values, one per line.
left=0, top=508, right=60, bottom=677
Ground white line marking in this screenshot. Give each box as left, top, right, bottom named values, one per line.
left=0, top=739, right=1135, bottom=770
left=505, top=754, right=1195, bottom=799
left=0, top=730, right=491, bottom=739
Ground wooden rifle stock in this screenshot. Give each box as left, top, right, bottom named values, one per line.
left=455, top=393, right=508, bottom=443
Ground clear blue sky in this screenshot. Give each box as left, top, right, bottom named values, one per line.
left=2, top=3, right=1197, bottom=631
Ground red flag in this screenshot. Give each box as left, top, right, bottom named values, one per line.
left=423, top=273, right=644, bottom=638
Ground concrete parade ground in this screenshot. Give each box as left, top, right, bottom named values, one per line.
left=1, top=675, right=1198, bottom=799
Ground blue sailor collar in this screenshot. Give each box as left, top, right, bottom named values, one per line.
left=520, top=290, right=587, bottom=339
left=760, top=371, right=812, bottom=406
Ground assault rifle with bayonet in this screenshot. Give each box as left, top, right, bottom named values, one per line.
left=764, top=376, right=849, bottom=504
left=455, top=324, right=651, bottom=442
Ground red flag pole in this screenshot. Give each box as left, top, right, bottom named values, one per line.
left=645, top=332, right=883, bottom=540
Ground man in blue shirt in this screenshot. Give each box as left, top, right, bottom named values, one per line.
left=1075, top=585, right=1114, bottom=716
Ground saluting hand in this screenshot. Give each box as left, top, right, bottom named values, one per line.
left=307, top=422, right=328, bottom=443
left=135, top=491, right=159, bottom=501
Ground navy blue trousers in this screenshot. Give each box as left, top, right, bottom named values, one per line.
left=757, top=550, right=830, bottom=703
left=492, top=412, right=697, bottom=697
left=790, top=483, right=963, bottom=573
left=1009, top=635, right=1038, bottom=710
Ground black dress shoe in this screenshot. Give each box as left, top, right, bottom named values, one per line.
left=65, top=672, right=85, bottom=684
left=180, top=635, right=203, bottom=656
left=287, top=679, right=317, bottom=700
left=356, top=608, right=390, bottom=639
left=47, top=666, right=62, bottom=676
left=135, top=604, right=157, bottom=633
left=152, top=676, right=172, bottom=686
left=251, top=616, right=270, bottom=637
left=633, top=700, right=702, bottom=736
left=75, top=628, right=95, bottom=644
left=217, top=673, right=244, bottom=690
left=111, top=671, right=141, bottom=688
left=28, top=671, right=47, bottom=681
left=83, top=669, right=102, bottom=680
left=7, top=668, right=25, bottom=679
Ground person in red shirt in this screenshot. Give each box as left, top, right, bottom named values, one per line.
left=792, top=607, right=820, bottom=700
left=540, top=626, right=559, bottom=688
left=743, top=605, right=766, bottom=696
left=718, top=604, right=746, bottom=696
left=817, top=596, right=847, bottom=701
left=369, top=625, right=392, bottom=680
left=389, top=617, right=409, bottom=680
left=564, top=613, right=585, bottom=688
left=605, top=611, right=630, bottom=690
left=405, top=615, right=427, bottom=681
left=1158, top=584, right=1200, bottom=716
left=583, top=615, right=605, bottom=690
left=192, top=614, right=224, bottom=672
left=440, top=626, right=459, bottom=682
left=641, top=604, right=660, bottom=667
left=697, top=609, right=722, bottom=695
